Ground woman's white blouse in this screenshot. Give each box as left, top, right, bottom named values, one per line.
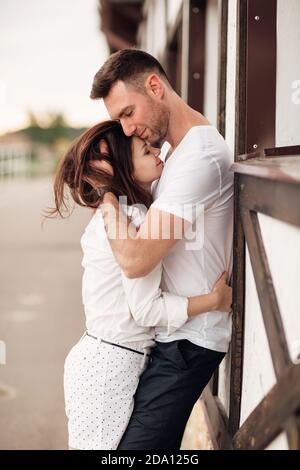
left=80, top=206, right=188, bottom=350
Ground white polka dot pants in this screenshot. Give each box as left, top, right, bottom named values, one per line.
left=63, top=334, right=148, bottom=450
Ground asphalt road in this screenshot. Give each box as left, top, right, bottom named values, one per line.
left=0, top=176, right=91, bottom=449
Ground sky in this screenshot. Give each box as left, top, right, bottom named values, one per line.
left=0, top=0, right=110, bottom=135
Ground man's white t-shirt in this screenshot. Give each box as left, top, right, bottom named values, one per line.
left=151, top=126, right=234, bottom=352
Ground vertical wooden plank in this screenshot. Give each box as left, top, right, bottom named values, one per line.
left=228, top=0, right=247, bottom=437
left=187, top=0, right=206, bottom=111
left=228, top=177, right=245, bottom=436
left=217, top=0, right=228, bottom=137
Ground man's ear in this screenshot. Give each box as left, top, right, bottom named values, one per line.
left=145, top=74, right=164, bottom=98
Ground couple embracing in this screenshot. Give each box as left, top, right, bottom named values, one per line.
left=51, top=49, right=233, bottom=450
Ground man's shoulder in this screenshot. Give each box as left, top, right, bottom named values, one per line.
left=174, top=126, right=225, bottom=156
left=181, top=126, right=232, bottom=168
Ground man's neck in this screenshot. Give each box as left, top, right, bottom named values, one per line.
left=165, top=95, right=210, bottom=149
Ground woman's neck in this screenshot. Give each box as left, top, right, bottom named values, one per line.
left=141, top=182, right=152, bottom=193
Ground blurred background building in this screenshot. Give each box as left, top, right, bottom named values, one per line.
left=0, top=0, right=300, bottom=450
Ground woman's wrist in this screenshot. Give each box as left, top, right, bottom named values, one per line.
left=209, top=291, right=219, bottom=311
left=187, top=291, right=219, bottom=317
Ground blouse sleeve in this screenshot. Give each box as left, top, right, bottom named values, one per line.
left=121, top=262, right=188, bottom=336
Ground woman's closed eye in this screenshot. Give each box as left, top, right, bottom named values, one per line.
left=124, top=111, right=133, bottom=117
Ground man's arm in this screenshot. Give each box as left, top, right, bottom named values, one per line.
left=100, top=150, right=221, bottom=278
left=101, top=192, right=189, bottom=278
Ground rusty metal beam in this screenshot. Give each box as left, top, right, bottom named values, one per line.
left=239, top=173, right=300, bottom=229
left=265, top=145, right=300, bottom=157
left=233, top=364, right=300, bottom=449
left=201, top=388, right=232, bottom=449
left=240, top=208, right=291, bottom=376
left=229, top=0, right=298, bottom=449
left=238, top=171, right=300, bottom=448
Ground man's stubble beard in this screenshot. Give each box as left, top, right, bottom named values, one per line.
left=147, top=101, right=170, bottom=147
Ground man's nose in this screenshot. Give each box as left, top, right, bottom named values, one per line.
left=121, top=119, right=136, bottom=136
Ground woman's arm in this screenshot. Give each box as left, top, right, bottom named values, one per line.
left=122, top=264, right=232, bottom=337
left=121, top=262, right=188, bottom=336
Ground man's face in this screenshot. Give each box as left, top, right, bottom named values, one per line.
left=103, top=80, right=170, bottom=146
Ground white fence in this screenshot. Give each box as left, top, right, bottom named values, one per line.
left=0, top=144, right=32, bottom=179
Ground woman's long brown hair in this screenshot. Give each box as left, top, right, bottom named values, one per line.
left=47, top=120, right=152, bottom=218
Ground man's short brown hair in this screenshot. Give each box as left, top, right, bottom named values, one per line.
left=90, top=48, right=170, bottom=99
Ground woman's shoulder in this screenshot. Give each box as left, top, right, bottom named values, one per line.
left=82, top=208, right=105, bottom=236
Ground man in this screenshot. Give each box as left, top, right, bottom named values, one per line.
left=90, top=49, right=233, bottom=450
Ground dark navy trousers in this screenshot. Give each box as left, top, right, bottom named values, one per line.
left=118, top=340, right=225, bottom=450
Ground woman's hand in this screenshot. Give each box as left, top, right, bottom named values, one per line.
left=212, top=272, right=232, bottom=312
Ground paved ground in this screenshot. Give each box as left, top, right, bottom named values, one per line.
left=0, top=177, right=91, bottom=449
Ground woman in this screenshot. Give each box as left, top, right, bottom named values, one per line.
left=50, top=120, right=232, bottom=450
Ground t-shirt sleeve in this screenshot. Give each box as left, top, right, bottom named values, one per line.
left=151, top=152, right=221, bottom=223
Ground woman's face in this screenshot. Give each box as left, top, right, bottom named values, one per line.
left=131, top=136, right=164, bottom=189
